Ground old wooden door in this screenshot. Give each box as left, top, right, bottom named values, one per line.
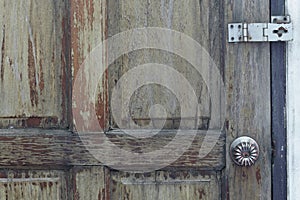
left=0, top=0, right=280, bottom=199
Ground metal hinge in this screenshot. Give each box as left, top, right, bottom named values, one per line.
left=228, top=16, right=293, bottom=42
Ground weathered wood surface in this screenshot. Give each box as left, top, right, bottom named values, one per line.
left=0, top=129, right=224, bottom=170
left=110, top=170, right=221, bottom=200
left=0, top=0, right=274, bottom=199
left=107, top=0, right=223, bottom=130
left=71, top=166, right=106, bottom=200
left=225, top=0, right=272, bottom=199
left=71, top=0, right=108, bottom=130
left=0, top=0, right=70, bottom=128
left=0, top=170, right=68, bottom=200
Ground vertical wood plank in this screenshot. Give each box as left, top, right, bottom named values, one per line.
left=71, top=167, right=106, bottom=200
left=225, top=0, right=272, bottom=199
left=70, top=0, right=108, bottom=131
left=0, top=0, right=70, bottom=128
left=107, top=0, right=223, bottom=130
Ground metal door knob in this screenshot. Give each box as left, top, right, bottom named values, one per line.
left=230, top=136, right=259, bottom=166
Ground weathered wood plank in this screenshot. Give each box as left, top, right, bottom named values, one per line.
left=0, top=170, right=68, bottom=200
left=70, top=0, right=108, bottom=131
left=0, top=129, right=224, bottom=170
left=225, top=0, right=272, bottom=199
left=110, top=170, right=221, bottom=200
left=0, top=0, right=70, bottom=128
left=71, top=166, right=106, bottom=200
left=107, top=0, right=223, bottom=130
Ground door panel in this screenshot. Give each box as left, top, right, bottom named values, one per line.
left=225, top=0, right=272, bottom=199
left=107, top=0, right=223, bottom=130
left=0, top=0, right=273, bottom=199
left=71, top=167, right=107, bottom=200
left=0, top=170, right=68, bottom=200
left=110, top=170, right=221, bottom=200
left=0, top=0, right=70, bottom=128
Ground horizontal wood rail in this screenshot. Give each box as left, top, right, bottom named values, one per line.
left=0, top=129, right=225, bottom=170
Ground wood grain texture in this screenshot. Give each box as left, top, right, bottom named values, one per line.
left=0, top=0, right=70, bottom=128
left=0, top=129, right=224, bottom=170
left=0, top=170, right=68, bottom=200
left=107, top=0, right=223, bottom=130
left=0, top=0, right=275, bottom=199
left=71, top=166, right=106, bottom=200
left=70, top=0, right=108, bottom=131
left=225, top=0, right=272, bottom=199
left=110, top=170, right=221, bottom=200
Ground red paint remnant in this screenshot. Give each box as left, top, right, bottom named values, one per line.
left=28, top=38, right=38, bottom=107
left=39, top=59, right=44, bottom=92
left=0, top=173, right=7, bottom=178
left=242, top=169, right=248, bottom=179
left=70, top=0, right=83, bottom=78
left=60, top=14, right=70, bottom=127
left=27, top=117, right=42, bottom=127
left=45, top=117, right=58, bottom=125
left=1, top=26, right=5, bottom=82
left=98, top=188, right=104, bottom=200
left=198, top=188, right=206, bottom=199
left=39, top=182, right=47, bottom=190
left=225, top=120, right=229, bottom=131
left=256, top=167, right=262, bottom=184
left=102, top=16, right=109, bottom=130
left=102, top=188, right=106, bottom=200
left=52, top=50, right=55, bottom=63
left=0, top=117, right=60, bottom=128
left=86, top=0, right=95, bottom=29
left=74, top=191, right=80, bottom=200
left=26, top=117, right=58, bottom=127
left=125, top=187, right=130, bottom=200
left=96, top=86, right=107, bottom=130
left=71, top=0, right=108, bottom=130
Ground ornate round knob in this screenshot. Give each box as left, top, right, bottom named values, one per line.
left=230, top=136, right=259, bottom=167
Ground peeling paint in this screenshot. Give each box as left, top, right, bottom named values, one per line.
left=71, top=0, right=108, bottom=131
left=28, top=37, right=38, bottom=107
left=0, top=170, right=67, bottom=200
left=108, top=0, right=211, bottom=129
left=111, top=171, right=219, bottom=199
left=0, top=0, right=70, bottom=128
left=256, top=167, right=262, bottom=185
left=73, top=167, right=106, bottom=200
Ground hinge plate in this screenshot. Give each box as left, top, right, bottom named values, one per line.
left=228, top=16, right=293, bottom=42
